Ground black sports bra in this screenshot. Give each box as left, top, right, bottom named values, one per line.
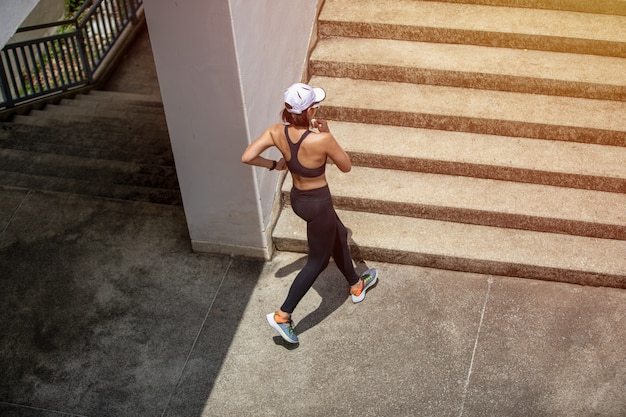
left=284, top=125, right=326, bottom=178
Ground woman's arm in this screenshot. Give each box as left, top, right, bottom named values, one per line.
left=314, top=120, right=351, bottom=173
left=241, top=125, right=286, bottom=170
left=325, top=135, right=351, bottom=173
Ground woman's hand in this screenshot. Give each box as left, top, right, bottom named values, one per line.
left=312, top=118, right=330, bottom=133
left=275, top=158, right=287, bottom=170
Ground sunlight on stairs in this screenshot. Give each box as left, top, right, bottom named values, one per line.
left=272, top=0, right=626, bottom=288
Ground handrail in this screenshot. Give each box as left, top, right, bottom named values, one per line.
left=0, top=0, right=143, bottom=110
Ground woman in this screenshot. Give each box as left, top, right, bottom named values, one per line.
left=241, top=82, right=378, bottom=344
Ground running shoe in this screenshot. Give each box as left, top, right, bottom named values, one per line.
left=266, top=312, right=299, bottom=344
left=351, top=268, right=378, bottom=303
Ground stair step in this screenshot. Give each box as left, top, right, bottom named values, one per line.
left=311, top=75, right=626, bottom=146
left=0, top=148, right=179, bottom=190
left=311, top=36, right=626, bottom=100
left=319, top=0, right=626, bottom=57
left=327, top=121, right=626, bottom=193
left=61, top=97, right=166, bottom=115
left=427, top=0, right=626, bottom=16
left=273, top=208, right=626, bottom=288
left=2, top=123, right=173, bottom=158
left=282, top=167, right=626, bottom=239
left=0, top=170, right=182, bottom=205
left=1, top=127, right=173, bottom=166
left=11, top=112, right=169, bottom=135
left=41, top=103, right=169, bottom=126
left=1, top=84, right=180, bottom=206
left=0, top=137, right=174, bottom=166
left=85, top=90, right=164, bottom=107
left=272, top=0, right=626, bottom=288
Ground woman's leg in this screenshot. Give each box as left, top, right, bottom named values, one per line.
left=331, top=213, right=360, bottom=286
left=330, top=211, right=378, bottom=302
left=280, top=189, right=337, bottom=314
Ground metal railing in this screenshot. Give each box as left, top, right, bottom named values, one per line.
left=0, top=0, right=143, bottom=110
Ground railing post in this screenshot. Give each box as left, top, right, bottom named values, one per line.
left=125, top=0, right=139, bottom=24
left=75, top=21, right=93, bottom=84
left=0, top=54, right=15, bottom=109
left=0, top=0, right=145, bottom=109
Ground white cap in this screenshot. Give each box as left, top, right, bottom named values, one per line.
left=284, top=83, right=326, bottom=114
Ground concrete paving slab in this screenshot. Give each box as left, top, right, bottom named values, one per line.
left=169, top=253, right=489, bottom=417
left=463, top=278, right=626, bottom=416
left=0, top=406, right=62, bottom=417
left=1, top=190, right=624, bottom=417
left=0, top=186, right=29, bottom=234
left=0, top=190, right=243, bottom=416
left=166, top=252, right=626, bottom=417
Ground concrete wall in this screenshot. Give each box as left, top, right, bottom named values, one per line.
left=143, top=0, right=320, bottom=258
left=0, top=0, right=62, bottom=49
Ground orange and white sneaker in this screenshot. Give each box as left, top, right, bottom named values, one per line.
left=350, top=268, right=378, bottom=303
left=266, top=312, right=299, bottom=344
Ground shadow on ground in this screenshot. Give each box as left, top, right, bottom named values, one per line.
left=0, top=189, right=263, bottom=416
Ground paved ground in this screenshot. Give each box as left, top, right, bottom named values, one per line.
left=1, top=24, right=625, bottom=417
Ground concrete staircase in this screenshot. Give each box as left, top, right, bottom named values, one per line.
left=272, top=0, right=626, bottom=288
left=0, top=91, right=181, bottom=205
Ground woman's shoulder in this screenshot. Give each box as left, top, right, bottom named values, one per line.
left=266, top=123, right=288, bottom=136
left=304, top=130, right=338, bottom=152
left=264, top=123, right=284, bottom=132
left=261, top=123, right=285, bottom=140
left=307, top=129, right=335, bottom=143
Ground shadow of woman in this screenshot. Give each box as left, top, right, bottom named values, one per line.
left=274, top=252, right=370, bottom=338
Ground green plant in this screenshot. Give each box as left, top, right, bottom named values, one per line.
left=66, top=0, right=83, bottom=14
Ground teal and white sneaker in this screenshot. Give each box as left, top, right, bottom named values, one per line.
left=266, top=312, right=299, bottom=344
left=351, top=268, right=378, bottom=303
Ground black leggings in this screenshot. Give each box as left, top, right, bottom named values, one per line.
left=281, top=185, right=360, bottom=314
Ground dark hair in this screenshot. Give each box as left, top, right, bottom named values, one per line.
left=281, top=104, right=309, bottom=128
